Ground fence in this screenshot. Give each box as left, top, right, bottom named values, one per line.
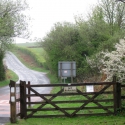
left=10, top=80, right=121, bottom=123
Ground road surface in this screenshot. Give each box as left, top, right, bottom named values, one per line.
left=0, top=51, right=51, bottom=123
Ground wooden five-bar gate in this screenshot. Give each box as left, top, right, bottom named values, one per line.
left=10, top=80, right=122, bottom=123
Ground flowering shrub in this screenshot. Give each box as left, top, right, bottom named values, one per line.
left=87, top=39, right=125, bottom=83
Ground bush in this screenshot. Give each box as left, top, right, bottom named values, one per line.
left=0, top=52, right=5, bottom=81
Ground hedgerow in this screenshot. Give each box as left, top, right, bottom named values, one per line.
left=15, top=46, right=47, bottom=69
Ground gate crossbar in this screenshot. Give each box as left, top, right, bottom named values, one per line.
left=26, top=87, right=71, bottom=118
left=76, top=86, right=113, bottom=114
left=71, top=84, right=112, bottom=116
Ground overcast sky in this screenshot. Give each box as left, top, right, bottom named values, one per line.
left=16, top=0, right=98, bottom=43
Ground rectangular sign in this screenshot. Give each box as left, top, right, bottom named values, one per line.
left=86, top=85, right=94, bottom=92
left=58, top=61, right=76, bottom=77
left=64, top=86, right=76, bottom=93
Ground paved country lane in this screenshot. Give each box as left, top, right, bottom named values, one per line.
left=0, top=51, right=51, bottom=124
left=0, top=86, right=10, bottom=117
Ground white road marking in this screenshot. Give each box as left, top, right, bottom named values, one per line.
left=0, top=100, right=9, bottom=104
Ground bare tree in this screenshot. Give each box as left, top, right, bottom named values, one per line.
left=99, top=0, right=125, bottom=35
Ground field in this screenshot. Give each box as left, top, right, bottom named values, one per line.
left=15, top=42, right=43, bottom=56
left=28, top=48, right=45, bottom=59
left=15, top=42, right=39, bottom=47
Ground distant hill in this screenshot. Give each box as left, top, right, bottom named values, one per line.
left=16, top=42, right=41, bottom=48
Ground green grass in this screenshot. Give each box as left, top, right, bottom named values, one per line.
left=0, top=69, right=18, bottom=87
left=27, top=47, right=46, bottom=64
left=6, top=115, right=125, bottom=125
left=28, top=48, right=44, bottom=54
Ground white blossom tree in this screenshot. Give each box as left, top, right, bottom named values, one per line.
left=87, top=39, right=125, bottom=83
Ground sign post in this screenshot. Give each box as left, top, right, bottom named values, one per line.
left=58, top=61, right=76, bottom=83
left=10, top=80, right=16, bottom=123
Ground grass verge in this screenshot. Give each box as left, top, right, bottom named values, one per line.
left=0, top=69, right=18, bottom=87
left=7, top=114, right=125, bottom=125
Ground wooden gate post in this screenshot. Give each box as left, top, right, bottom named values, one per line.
left=116, top=82, right=121, bottom=109
left=20, top=81, right=27, bottom=119
left=113, top=76, right=121, bottom=114
left=113, top=76, right=117, bottom=114
left=28, top=81, right=31, bottom=108
left=10, top=80, right=16, bottom=123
